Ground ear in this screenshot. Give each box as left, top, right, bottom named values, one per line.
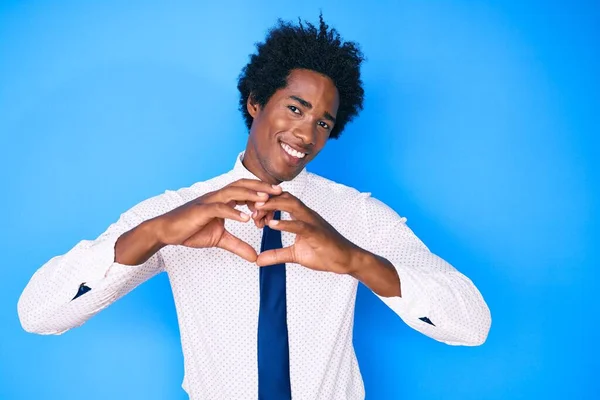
left=246, top=93, right=261, bottom=118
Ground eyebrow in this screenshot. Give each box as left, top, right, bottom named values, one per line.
left=289, top=95, right=337, bottom=124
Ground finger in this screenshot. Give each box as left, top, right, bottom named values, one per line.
left=226, top=199, right=256, bottom=215
left=216, top=186, right=271, bottom=204
left=256, top=246, right=296, bottom=266
left=227, top=200, right=258, bottom=219
left=230, top=179, right=283, bottom=195
left=217, top=230, right=258, bottom=262
left=252, top=209, right=268, bottom=228
left=266, top=219, right=308, bottom=234
left=252, top=209, right=276, bottom=228
left=223, top=199, right=260, bottom=230
left=200, top=203, right=251, bottom=224
left=228, top=199, right=255, bottom=209
left=255, top=195, right=307, bottom=219
left=263, top=210, right=275, bottom=226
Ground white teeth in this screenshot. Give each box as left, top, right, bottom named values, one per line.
left=280, top=142, right=306, bottom=159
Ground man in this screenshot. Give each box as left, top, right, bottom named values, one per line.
left=18, top=15, right=491, bottom=400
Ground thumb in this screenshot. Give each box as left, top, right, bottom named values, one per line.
left=256, top=246, right=295, bottom=266
left=217, top=230, right=258, bottom=262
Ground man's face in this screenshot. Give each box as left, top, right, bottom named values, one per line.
left=244, top=69, right=340, bottom=184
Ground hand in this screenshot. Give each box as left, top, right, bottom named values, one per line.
left=254, top=192, right=359, bottom=274
left=250, top=207, right=276, bottom=229
left=248, top=199, right=276, bottom=229
left=153, top=179, right=282, bottom=262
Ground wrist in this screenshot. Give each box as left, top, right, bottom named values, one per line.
left=346, top=247, right=401, bottom=298
left=114, top=219, right=165, bottom=266
left=346, top=246, right=372, bottom=278
left=144, top=217, right=166, bottom=247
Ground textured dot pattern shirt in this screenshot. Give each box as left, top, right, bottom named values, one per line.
left=17, top=151, right=491, bottom=400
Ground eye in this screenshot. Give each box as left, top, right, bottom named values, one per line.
left=288, top=105, right=301, bottom=114
left=318, top=121, right=331, bottom=130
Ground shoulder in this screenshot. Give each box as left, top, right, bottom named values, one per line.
left=305, top=172, right=366, bottom=200
left=188, top=171, right=235, bottom=195
left=304, top=172, right=406, bottom=223
left=128, top=172, right=235, bottom=219
left=303, top=172, right=371, bottom=221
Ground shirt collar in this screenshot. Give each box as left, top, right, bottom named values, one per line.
left=230, top=150, right=309, bottom=199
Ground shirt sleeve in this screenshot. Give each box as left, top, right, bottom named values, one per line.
left=359, top=193, right=491, bottom=346
left=17, top=191, right=181, bottom=335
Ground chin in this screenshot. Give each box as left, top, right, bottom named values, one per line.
left=271, top=163, right=303, bottom=182
left=270, top=169, right=295, bottom=182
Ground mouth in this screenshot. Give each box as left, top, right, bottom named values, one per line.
left=278, top=140, right=308, bottom=166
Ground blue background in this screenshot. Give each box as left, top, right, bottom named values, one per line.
left=1, top=1, right=598, bottom=399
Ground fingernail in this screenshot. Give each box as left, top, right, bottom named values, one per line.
left=240, top=212, right=250, bottom=219
left=269, top=220, right=279, bottom=226
left=257, top=192, right=267, bottom=197
left=255, top=201, right=265, bottom=207
left=272, top=184, right=281, bottom=190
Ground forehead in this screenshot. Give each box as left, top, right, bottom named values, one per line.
left=276, top=69, right=339, bottom=110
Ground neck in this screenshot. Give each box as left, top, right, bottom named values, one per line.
left=242, top=144, right=282, bottom=185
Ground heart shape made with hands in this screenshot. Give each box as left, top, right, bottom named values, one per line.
left=198, top=180, right=355, bottom=273
left=227, top=199, right=277, bottom=230
left=225, top=192, right=355, bottom=274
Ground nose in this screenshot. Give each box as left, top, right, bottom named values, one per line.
left=293, top=119, right=317, bottom=148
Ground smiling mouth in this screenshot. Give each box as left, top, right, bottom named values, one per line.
left=279, top=141, right=307, bottom=159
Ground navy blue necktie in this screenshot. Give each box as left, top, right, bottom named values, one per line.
left=257, top=210, right=292, bottom=399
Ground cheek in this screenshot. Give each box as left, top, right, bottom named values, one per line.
left=251, top=113, right=280, bottom=144
left=269, top=112, right=290, bottom=131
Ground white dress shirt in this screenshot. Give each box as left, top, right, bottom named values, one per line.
left=17, top=151, right=491, bottom=400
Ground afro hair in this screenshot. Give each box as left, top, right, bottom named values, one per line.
left=237, top=14, right=365, bottom=139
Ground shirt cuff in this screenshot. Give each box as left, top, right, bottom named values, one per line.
left=66, top=234, right=151, bottom=293
left=380, top=262, right=432, bottom=322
